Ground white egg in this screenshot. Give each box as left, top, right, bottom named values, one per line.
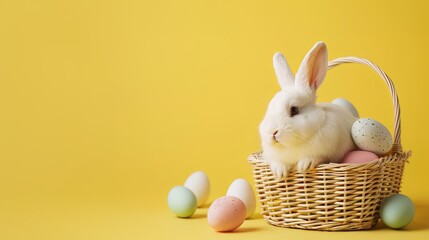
left=184, top=171, right=210, bottom=207
left=332, top=98, right=360, bottom=118
left=226, top=178, right=256, bottom=219
left=351, top=118, right=393, bottom=155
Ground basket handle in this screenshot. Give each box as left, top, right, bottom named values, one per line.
left=327, top=57, right=402, bottom=154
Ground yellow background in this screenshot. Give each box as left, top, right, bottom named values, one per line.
left=1, top=0, right=428, bottom=239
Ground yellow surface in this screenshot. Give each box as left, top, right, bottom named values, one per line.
left=1, top=0, right=429, bottom=239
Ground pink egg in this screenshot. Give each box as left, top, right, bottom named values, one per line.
left=207, top=196, right=246, bottom=232
left=341, top=150, right=379, bottom=164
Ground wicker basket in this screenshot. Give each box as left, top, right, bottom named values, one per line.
left=248, top=57, right=411, bottom=231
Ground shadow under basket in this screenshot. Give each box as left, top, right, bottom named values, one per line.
left=248, top=57, right=411, bottom=231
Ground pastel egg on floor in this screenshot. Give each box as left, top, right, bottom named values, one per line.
left=226, top=178, right=256, bottom=218
left=184, top=171, right=210, bottom=207
left=351, top=118, right=393, bottom=155
left=167, top=186, right=197, bottom=218
left=332, top=98, right=360, bottom=118
left=207, top=196, right=247, bottom=232
left=341, top=150, right=379, bottom=164
left=381, top=194, right=415, bottom=229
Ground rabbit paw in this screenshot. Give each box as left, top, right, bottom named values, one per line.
left=269, top=161, right=289, bottom=179
left=297, top=158, right=322, bottom=173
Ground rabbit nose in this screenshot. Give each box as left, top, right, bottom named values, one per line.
left=273, top=130, right=279, bottom=142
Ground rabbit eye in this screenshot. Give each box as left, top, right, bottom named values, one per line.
left=290, top=106, right=299, bottom=117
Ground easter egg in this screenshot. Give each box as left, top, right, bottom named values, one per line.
left=167, top=186, right=197, bottom=218
left=226, top=178, right=256, bottom=218
left=208, top=196, right=247, bottom=232
left=381, top=194, right=415, bottom=229
left=351, top=118, right=393, bottom=155
left=341, top=150, right=379, bottom=164
left=184, top=171, right=210, bottom=207
left=332, top=98, right=359, bottom=118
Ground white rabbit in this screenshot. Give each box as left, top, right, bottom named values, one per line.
left=259, top=42, right=357, bottom=178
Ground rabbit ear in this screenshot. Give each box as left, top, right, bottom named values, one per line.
left=273, top=52, right=295, bottom=89
left=295, top=42, right=328, bottom=93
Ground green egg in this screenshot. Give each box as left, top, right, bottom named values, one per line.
left=380, top=194, right=415, bottom=229
left=167, top=186, right=197, bottom=218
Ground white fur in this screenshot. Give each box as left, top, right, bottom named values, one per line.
left=259, top=42, right=357, bottom=178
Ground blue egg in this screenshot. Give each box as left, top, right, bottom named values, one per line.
left=167, top=186, right=197, bottom=218
left=380, top=194, right=415, bottom=229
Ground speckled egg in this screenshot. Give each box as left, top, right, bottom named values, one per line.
left=207, top=196, right=246, bottom=232
left=351, top=118, right=393, bottom=155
